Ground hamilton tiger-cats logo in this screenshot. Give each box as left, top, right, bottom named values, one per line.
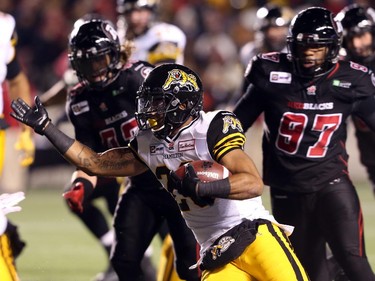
left=163, top=69, right=200, bottom=92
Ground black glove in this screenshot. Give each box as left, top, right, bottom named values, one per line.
left=11, top=96, right=51, bottom=135
left=168, top=164, right=213, bottom=207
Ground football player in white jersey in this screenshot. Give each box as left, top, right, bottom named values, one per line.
left=0, top=12, right=34, bottom=168
left=0, top=11, right=34, bottom=281
left=11, top=63, right=310, bottom=281
left=117, top=1, right=187, bottom=279
left=0, top=191, right=25, bottom=281
left=116, top=0, right=186, bottom=65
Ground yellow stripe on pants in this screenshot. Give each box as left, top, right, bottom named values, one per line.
left=0, top=233, right=19, bottom=281
left=202, top=223, right=310, bottom=281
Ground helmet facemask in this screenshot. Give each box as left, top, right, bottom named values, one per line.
left=287, top=35, right=339, bottom=78
left=336, top=5, right=375, bottom=64
left=136, top=85, right=202, bottom=140
left=70, top=47, right=120, bottom=89
left=68, top=19, right=122, bottom=89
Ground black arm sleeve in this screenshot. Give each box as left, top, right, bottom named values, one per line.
left=353, top=95, right=375, bottom=132
left=233, top=83, right=264, bottom=131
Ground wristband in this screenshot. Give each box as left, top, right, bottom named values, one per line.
left=72, top=177, right=94, bottom=191
left=44, top=123, right=75, bottom=155
left=197, top=178, right=231, bottom=198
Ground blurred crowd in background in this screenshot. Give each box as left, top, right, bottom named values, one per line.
left=0, top=0, right=374, bottom=189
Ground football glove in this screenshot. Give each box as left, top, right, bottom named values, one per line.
left=0, top=191, right=25, bottom=215
left=168, top=164, right=213, bottom=207
left=63, top=179, right=94, bottom=213
left=0, top=192, right=25, bottom=236
left=14, top=129, right=35, bottom=167
left=11, top=96, right=51, bottom=135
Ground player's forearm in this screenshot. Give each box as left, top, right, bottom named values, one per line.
left=44, top=122, right=145, bottom=177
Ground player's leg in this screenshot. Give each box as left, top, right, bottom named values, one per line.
left=0, top=128, right=5, bottom=173
left=91, top=178, right=121, bottom=281
left=201, top=261, right=254, bottom=281
left=241, top=222, right=309, bottom=280
left=0, top=233, right=20, bottom=281
left=63, top=177, right=120, bottom=281
left=157, top=234, right=182, bottom=281
left=271, top=187, right=331, bottom=280
left=320, top=177, right=375, bottom=281
left=161, top=188, right=200, bottom=281
left=201, top=222, right=309, bottom=281
left=111, top=186, right=160, bottom=281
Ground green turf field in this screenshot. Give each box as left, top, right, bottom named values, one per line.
left=7, top=181, right=375, bottom=281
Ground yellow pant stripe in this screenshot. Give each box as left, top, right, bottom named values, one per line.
left=0, top=129, right=5, bottom=176
left=0, top=234, right=19, bottom=281
left=202, top=223, right=310, bottom=281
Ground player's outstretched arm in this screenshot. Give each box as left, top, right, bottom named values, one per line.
left=10, top=97, right=147, bottom=177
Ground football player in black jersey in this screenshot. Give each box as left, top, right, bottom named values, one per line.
left=234, top=7, right=375, bottom=281
left=336, top=4, right=375, bottom=195
left=10, top=62, right=310, bottom=281
left=59, top=19, right=200, bottom=281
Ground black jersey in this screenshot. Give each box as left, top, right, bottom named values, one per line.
left=234, top=52, right=375, bottom=192
left=67, top=60, right=160, bottom=189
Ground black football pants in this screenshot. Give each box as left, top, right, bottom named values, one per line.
left=270, top=176, right=375, bottom=281
left=111, top=185, right=200, bottom=281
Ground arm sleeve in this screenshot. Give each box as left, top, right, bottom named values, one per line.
left=353, top=95, right=375, bottom=132
left=233, top=83, right=265, bottom=131
left=233, top=56, right=265, bottom=131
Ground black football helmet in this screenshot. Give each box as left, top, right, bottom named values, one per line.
left=68, top=19, right=121, bottom=89
left=287, top=7, right=342, bottom=78
left=256, top=4, right=294, bottom=32
left=255, top=4, right=294, bottom=52
left=135, top=64, right=203, bottom=140
left=335, top=4, right=375, bottom=62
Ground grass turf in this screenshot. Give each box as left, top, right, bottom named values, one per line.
left=8, top=182, right=375, bottom=281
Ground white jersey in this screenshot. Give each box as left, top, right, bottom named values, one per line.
left=134, top=110, right=285, bottom=255
left=0, top=12, right=16, bottom=114
left=128, top=22, right=186, bottom=65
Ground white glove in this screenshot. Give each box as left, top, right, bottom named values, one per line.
left=0, top=192, right=25, bottom=235
left=0, top=192, right=25, bottom=215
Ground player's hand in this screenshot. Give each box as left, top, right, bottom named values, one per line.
left=14, top=129, right=35, bottom=167
left=168, top=164, right=213, bottom=207
left=10, top=96, right=51, bottom=135
left=62, top=181, right=93, bottom=213
left=0, top=192, right=25, bottom=215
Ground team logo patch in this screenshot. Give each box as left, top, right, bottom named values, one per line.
left=306, top=85, right=316, bottom=95
left=222, top=116, right=243, bottom=134
left=163, top=69, right=200, bottom=92
left=261, top=52, right=280, bottom=62
left=332, top=80, right=351, bottom=88
left=150, top=144, right=164, bottom=155
left=210, top=236, right=235, bottom=260
left=269, top=71, right=292, bottom=84
left=178, top=140, right=195, bottom=152
left=71, top=101, right=89, bottom=115
left=350, top=61, right=368, bottom=73
left=141, top=66, right=152, bottom=78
